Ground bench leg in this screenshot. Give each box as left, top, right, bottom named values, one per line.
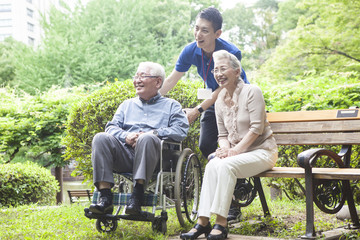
left=343, top=180, right=360, bottom=229
left=302, top=168, right=317, bottom=239
left=68, top=191, right=74, bottom=204
left=254, top=177, right=270, bottom=217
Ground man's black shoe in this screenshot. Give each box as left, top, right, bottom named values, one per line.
left=227, top=206, right=241, bottom=222
left=89, top=196, right=113, bottom=214
left=125, top=195, right=142, bottom=215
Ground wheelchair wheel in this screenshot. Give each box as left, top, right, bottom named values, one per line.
left=95, top=219, right=117, bottom=233
left=231, top=177, right=257, bottom=208
left=175, top=148, right=202, bottom=226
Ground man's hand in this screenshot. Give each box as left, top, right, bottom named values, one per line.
left=125, top=132, right=142, bottom=148
left=183, top=107, right=200, bottom=124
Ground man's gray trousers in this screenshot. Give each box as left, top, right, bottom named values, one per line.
left=91, top=132, right=161, bottom=188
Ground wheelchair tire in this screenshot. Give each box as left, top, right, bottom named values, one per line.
left=174, top=148, right=202, bottom=227
left=95, top=219, right=117, bottom=233
left=231, top=177, right=257, bottom=208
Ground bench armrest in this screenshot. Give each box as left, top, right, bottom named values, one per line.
left=297, top=148, right=344, bottom=169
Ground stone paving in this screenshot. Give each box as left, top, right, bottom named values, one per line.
left=168, top=234, right=285, bottom=240
left=167, top=225, right=357, bottom=240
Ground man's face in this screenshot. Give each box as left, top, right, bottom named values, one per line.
left=194, top=18, right=222, bottom=53
left=133, top=67, right=161, bottom=101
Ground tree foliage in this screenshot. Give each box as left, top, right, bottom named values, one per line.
left=222, top=0, right=303, bottom=70
left=0, top=38, right=31, bottom=87
left=258, top=0, right=360, bottom=82
left=12, top=0, right=198, bottom=94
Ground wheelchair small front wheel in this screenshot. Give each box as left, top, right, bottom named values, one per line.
left=175, top=148, right=202, bottom=227
left=95, top=218, right=118, bottom=233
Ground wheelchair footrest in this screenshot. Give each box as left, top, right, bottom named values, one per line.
left=91, top=191, right=158, bottom=206
left=117, top=211, right=155, bottom=222
left=84, top=207, right=117, bottom=220
left=84, top=207, right=154, bottom=222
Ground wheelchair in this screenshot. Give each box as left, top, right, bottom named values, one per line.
left=84, top=140, right=202, bottom=234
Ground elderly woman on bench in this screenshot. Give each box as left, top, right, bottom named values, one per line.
left=180, top=50, right=278, bottom=240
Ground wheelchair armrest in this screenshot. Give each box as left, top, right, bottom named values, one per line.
left=161, top=139, right=182, bottom=151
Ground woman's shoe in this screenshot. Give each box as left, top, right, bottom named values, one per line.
left=207, top=224, right=228, bottom=240
left=180, top=222, right=212, bottom=239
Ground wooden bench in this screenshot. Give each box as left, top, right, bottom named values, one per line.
left=67, top=189, right=93, bottom=204
left=246, top=108, right=360, bottom=239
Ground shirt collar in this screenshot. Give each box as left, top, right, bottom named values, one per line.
left=194, top=38, right=221, bottom=57
left=139, top=92, right=161, bottom=104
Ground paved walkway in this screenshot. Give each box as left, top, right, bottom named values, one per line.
left=168, top=234, right=284, bottom=240
left=168, top=226, right=358, bottom=240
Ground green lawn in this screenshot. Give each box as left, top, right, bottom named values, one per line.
left=1, top=196, right=359, bottom=239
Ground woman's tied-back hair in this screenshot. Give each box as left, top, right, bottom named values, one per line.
left=197, top=7, right=223, bottom=32
left=138, top=62, right=166, bottom=87
left=213, top=50, right=243, bottom=80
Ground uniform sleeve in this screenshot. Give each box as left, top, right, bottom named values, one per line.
left=175, top=44, right=193, bottom=73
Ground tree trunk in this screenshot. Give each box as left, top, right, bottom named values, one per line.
left=55, top=166, right=63, bottom=204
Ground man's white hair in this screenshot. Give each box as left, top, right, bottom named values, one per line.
left=137, top=62, right=166, bottom=87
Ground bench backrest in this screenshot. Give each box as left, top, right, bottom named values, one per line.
left=267, top=109, right=360, bottom=145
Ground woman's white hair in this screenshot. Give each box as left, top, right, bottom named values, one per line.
left=138, top=62, right=166, bottom=87
left=213, top=50, right=243, bottom=80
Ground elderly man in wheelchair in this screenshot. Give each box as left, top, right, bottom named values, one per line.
left=88, top=61, right=189, bottom=217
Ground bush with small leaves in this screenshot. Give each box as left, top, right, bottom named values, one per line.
left=0, top=162, right=59, bottom=207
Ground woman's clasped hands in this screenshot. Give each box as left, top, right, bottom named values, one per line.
left=215, top=147, right=238, bottom=159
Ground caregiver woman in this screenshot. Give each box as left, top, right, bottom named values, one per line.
left=180, top=50, right=278, bottom=240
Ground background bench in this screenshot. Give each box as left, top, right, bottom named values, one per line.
left=244, top=108, right=360, bottom=239
left=67, top=189, right=93, bottom=204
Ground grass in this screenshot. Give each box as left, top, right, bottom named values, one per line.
left=1, top=194, right=360, bottom=239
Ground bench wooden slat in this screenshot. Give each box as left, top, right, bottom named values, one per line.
left=267, top=109, right=360, bottom=123
left=273, top=132, right=360, bottom=145
left=67, top=190, right=93, bottom=204
left=256, top=167, right=360, bottom=180
left=70, top=192, right=92, bottom=197
left=270, top=120, right=360, bottom=133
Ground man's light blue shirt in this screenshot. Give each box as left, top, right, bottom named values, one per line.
left=105, top=93, right=189, bottom=143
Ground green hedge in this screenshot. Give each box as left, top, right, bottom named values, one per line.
left=0, top=87, right=86, bottom=167
left=0, top=162, right=59, bottom=207
left=62, top=79, right=203, bottom=183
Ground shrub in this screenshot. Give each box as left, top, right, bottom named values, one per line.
left=0, top=86, right=87, bottom=167
left=0, top=162, right=59, bottom=207
left=62, top=79, right=203, bottom=183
